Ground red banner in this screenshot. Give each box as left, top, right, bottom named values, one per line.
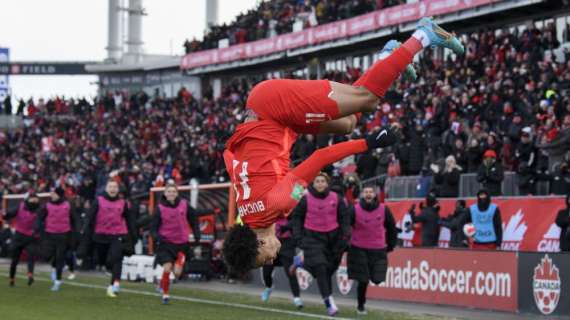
left=368, top=248, right=518, bottom=311
left=386, top=197, right=566, bottom=252
left=180, top=0, right=501, bottom=70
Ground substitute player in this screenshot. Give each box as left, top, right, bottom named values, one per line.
left=80, top=180, right=137, bottom=298
left=289, top=173, right=350, bottom=316
left=347, top=185, right=397, bottom=315
left=38, top=187, right=76, bottom=291
left=150, top=183, right=203, bottom=305
left=3, top=192, right=41, bottom=287
left=223, top=18, right=464, bottom=276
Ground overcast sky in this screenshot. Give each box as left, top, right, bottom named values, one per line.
left=0, top=0, right=257, bottom=101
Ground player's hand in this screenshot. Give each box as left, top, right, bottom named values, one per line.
left=366, top=125, right=399, bottom=150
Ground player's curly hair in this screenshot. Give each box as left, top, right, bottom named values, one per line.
left=222, top=224, right=259, bottom=278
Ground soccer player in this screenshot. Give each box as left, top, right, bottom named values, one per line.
left=222, top=17, right=464, bottom=277
left=289, top=173, right=351, bottom=316
left=150, top=183, right=202, bottom=305
left=3, top=192, right=41, bottom=287
left=38, top=187, right=76, bottom=291
left=80, top=180, right=136, bottom=298
left=347, top=185, right=398, bottom=315
left=260, top=216, right=303, bottom=309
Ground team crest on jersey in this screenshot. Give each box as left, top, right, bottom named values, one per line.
left=290, top=183, right=305, bottom=201
left=533, top=254, right=561, bottom=315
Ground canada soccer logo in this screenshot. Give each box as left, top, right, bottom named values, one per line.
left=336, top=253, right=353, bottom=295
left=533, top=254, right=561, bottom=315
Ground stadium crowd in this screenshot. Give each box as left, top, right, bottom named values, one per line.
left=2, top=23, right=570, bottom=202
left=184, top=0, right=405, bottom=53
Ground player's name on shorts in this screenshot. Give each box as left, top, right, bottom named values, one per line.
left=238, top=201, right=266, bottom=217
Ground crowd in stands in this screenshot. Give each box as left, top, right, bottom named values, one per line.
left=294, top=22, right=570, bottom=197
left=2, top=23, right=570, bottom=202
left=184, top=0, right=405, bottom=53
left=0, top=83, right=250, bottom=200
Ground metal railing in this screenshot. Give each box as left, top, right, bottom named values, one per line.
left=362, top=171, right=552, bottom=199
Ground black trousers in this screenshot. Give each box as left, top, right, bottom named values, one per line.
left=9, top=233, right=39, bottom=279
left=43, top=233, right=69, bottom=281
left=262, top=259, right=300, bottom=297
left=93, top=238, right=124, bottom=284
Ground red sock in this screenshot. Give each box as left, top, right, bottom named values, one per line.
left=402, top=37, right=423, bottom=55
left=291, top=140, right=368, bottom=183
left=353, top=46, right=413, bottom=98
left=161, top=271, right=170, bottom=295
left=27, top=272, right=33, bottom=278
left=175, top=252, right=186, bottom=269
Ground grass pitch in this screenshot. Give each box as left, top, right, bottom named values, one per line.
left=0, top=269, right=439, bottom=320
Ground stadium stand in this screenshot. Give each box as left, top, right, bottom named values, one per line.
left=2, top=24, right=570, bottom=202
left=183, top=0, right=405, bottom=53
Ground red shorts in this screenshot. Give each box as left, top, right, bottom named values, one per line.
left=246, top=79, right=340, bottom=134
left=240, top=173, right=308, bottom=229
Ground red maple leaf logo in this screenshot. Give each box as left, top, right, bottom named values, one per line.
left=534, top=256, right=560, bottom=281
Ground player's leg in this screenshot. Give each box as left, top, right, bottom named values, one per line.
left=51, top=238, right=66, bottom=291
left=261, top=263, right=274, bottom=302
left=356, top=281, right=368, bottom=315
left=161, top=262, right=173, bottom=304
left=317, top=114, right=358, bottom=135
left=281, top=252, right=302, bottom=308
left=319, top=18, right=465, bottom=133
left=173, top=250, right=186, bottom=278
left=8, top=241, right=24, bottom=287
left=105, top=239, right=123, bottom=298
left=66, top=250, right=76, bottom=280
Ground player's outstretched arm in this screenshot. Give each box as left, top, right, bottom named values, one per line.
left=291, top=126, right=399, bottom=184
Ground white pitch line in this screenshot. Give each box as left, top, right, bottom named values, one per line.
left=21, top=276, right=354, bottom=320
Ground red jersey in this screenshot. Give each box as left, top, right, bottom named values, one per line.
left=224, top=120, right=297, bottom=227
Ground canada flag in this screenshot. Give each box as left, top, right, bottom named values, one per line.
left=501, top=210, right=528, bottom=251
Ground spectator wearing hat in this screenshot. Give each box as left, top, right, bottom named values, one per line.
left=515, top=127, right=537, bottom=195
left=477, top=149, right=504, bottom=196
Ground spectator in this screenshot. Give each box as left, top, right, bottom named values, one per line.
left=477, top=150, right=504, bottom=196
left=515, top=128, right=537, bottom=195
left=3, top=95, right=12, bottom=115
left=463, top=189, right=502, bottom=250
left=550, top=159, right=570, bottom=195
left=409, top=191, right=440, bottom=247
left=555, top=194, right=570, bottom=252
left=433, top=155, right=462, bottom=198
left=356, top=149, right=378, bottom=180
left=439, top=199, right=469, bottom=248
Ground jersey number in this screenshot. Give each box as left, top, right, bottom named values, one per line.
left=232, top=160, right=251, bottom=201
